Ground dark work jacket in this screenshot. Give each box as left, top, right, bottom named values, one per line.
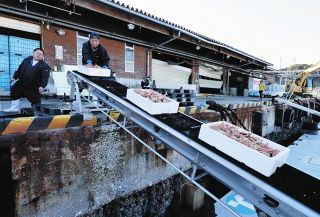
left=13, top=56, right=51, bottom=89
left=108, top=74, right=116, bottom=81
left=22, top=61, right=38, bottom=88
left=82, top=41, right=110, bottom=67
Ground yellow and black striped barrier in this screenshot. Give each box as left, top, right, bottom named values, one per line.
left=0, top=114, right=97, bottom=135
left=108, top=111, right=125, bottom=123
left=222, top=101, right=273, bottom=109
left=108, top=106, right=208, bottom=123
left=178, top=106, right=207, bottom=114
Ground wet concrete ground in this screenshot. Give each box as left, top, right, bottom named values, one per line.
left=287, top=124, right=320, bottom=180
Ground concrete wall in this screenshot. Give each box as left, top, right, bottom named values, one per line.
left=262, top=106, right=276, bottom=136
left=86, top=173, right=187, bottom=217
left=234, top=107, right=262, bottom=131
left=232, top=106, right=275, bottom=135
left=8, top=124, right=190, bottom=217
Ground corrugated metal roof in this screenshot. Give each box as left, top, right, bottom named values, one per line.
left=95, top=0, right=272, bottom=66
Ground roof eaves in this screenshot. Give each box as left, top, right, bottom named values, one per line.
left=96, top=0, right=272, bottom=66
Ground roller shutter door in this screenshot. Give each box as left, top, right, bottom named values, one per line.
left=199, top=64, right=223, bottom=89
left=0, top=16, right=40, bottom=34
left=199, top=79, right=223, bottom=89
left=199, top=65, right=223, bottom=80
left=152, top=59, right=195, bottom=90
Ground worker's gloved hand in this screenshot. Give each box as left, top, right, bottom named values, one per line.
left=9, top=78, right=15, bottom=84
left=39, top=87, right=44, bottom=94
left=86, top=60, right=93, bottom=68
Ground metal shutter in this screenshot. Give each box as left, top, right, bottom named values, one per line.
left=199, top=65, right=223, bottom=80
left=152, top=59, right=195, bottom=90
left=0, top=16, right=40, bottom=34
left=199, top=64, right=223, bottom=89
left=199, top=79, right=223, bottom=88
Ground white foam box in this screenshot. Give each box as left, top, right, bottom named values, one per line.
left=77, top=65, right=110, bottom=77
left=126, top=89, right=179, bottom=115
left=198, top=121, right=290, bottom=177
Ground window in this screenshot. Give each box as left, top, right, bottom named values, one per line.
left=125, top=43, right=134, bottom=72
left=76, top=32, right=89, bottom=65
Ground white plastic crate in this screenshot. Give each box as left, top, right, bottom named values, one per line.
left=77, top=65, right=110, bottom=77
left=198, top=121, right=290, bottom=177
left=126, top=89, right=179, bottom=115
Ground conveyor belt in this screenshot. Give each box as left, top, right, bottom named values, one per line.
left=158, top=114, right=320, bottom=213
left=73, top=71, right=320, bottom=216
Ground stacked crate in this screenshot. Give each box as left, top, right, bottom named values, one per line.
left=154, top=88, right=195, bottom=106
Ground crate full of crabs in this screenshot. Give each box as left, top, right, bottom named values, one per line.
left=198, top=121, right=290, bottom=177
left=126, top=89, right=179, bottom=115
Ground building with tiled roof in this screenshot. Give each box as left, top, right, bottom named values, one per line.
left=0, top=0, right=271, bottom=95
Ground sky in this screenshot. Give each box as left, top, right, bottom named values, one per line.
left=118, top=0, right=320, bottom=69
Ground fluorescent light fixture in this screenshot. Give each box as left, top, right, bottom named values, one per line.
left=56, top=28, right=65, bottom=36
left=127, top=23, right=135, bottom=30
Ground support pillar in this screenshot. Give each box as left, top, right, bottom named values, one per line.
left=192, top=60, right=200, bottom=95
left=222, top=68, right=229, bottom=95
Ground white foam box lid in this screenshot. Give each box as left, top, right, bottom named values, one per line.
left=77, top=65, right=110, bottom=77
left=126, top=89, right=179, bottom=115
left=198, top=121, right=290, bottom=177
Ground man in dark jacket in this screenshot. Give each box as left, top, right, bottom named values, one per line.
left=82, top=32, right=110, bottom=68
left=141, top=76, right=151, bottom=89
left=108, top=71, right=116, bottom=81
left=4, top=48, right=51, bottom=113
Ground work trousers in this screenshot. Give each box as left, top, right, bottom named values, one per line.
left=10, top=82, right=41, bottom=105
left=259, top=90, right=263, bottom=99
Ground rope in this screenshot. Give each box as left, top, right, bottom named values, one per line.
left=207, top=101, right=248, bottom=131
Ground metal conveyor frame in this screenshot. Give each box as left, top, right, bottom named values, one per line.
left=69, top=71, right=320, bottom=217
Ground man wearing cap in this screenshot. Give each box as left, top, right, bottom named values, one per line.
left=82, top=32, right=110, bottom=68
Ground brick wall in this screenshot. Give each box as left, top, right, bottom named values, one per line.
left=42, top=25, right=147, bottom=79
left=100, top=37, right=124, bottom=74
left=134, top=45, right=147, bottom=79
left=42, top=25, right=77, bottom=70
left=100, top=37, right=147, bottom=79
